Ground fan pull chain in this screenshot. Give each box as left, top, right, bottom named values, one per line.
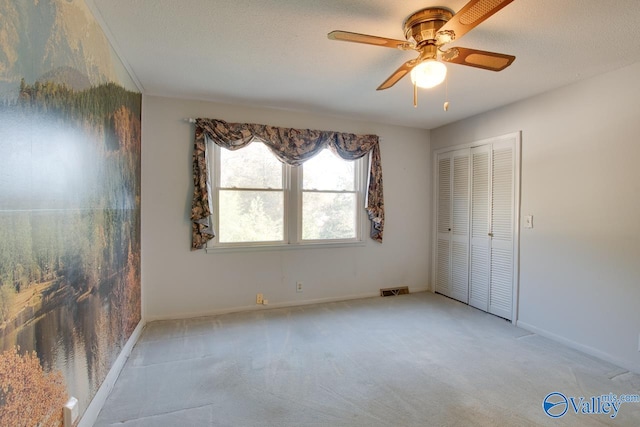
left=413, top=81, right=418, bottom=108
left=444, top=73, right=450, bottom=111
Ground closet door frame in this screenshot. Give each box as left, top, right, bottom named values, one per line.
left=431, top=132, right=521, bottom=324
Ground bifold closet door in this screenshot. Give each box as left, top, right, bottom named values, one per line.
left=468, top=140, right=515, bottom=319
left=487, top=141, right=515, bottom=320
left=435, top=149, right=470, bottom=302
left=436, top=136, right=517, bottom=321
left=469, top=146, right=491, bottom=312
left=435, top=153, right=451, bottom=297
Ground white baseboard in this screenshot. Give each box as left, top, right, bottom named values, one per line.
left=516, top=320, right=640, bottom=375
left=78, top=320, right=145, bottom=427
left=146, top=287, right=430, bottom=322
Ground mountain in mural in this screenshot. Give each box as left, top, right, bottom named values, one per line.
left=38, top=65, right=92, bottom=91
left=0, top=0, right=117, bottom=99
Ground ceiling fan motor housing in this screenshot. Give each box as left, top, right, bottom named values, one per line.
left=403, top=8, right=453, bottom=48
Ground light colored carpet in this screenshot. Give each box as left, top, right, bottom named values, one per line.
left=95, top=292, right=640, bottom=426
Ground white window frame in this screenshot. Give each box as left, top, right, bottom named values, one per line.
left=207, top=142, right=367, bottom=252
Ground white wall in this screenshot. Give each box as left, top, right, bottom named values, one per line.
left=142, top=95, right=431, bottom=320
left=431, top=61, right=640, bottom=373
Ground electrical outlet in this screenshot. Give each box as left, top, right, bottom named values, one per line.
left=262, top=299, right=269, bottom=305
left=63, top=397, right=79, bottom=427
left=296, top=282, right=303, bottom=293
left=256, top=293, right=263, bottom=304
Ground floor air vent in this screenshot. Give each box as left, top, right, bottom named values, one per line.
left=380, top=286, right=409, bottom=297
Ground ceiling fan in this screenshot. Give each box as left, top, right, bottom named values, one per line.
left=327, top=0, right=516, bottom=99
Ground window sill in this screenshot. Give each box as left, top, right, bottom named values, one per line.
left=205, top=240, right=366, bottom=254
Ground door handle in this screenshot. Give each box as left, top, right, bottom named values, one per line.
left=488, top=232, right=493, bottom=237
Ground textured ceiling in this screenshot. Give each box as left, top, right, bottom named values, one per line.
left=88, top=0, right=640, bottom=129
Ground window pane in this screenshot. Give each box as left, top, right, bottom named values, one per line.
left=303, top=149, right=355, bottom=191
left=220, top=142, right=282, bottom=189
left=302, top=193, right=356, bottom=240
left=219, top=190, right=284, bottom=242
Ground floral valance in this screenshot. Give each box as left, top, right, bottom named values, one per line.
left=191, top=118, right=384, bottom=249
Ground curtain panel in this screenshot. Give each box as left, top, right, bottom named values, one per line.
left=191, top=118, right=384, bottom=250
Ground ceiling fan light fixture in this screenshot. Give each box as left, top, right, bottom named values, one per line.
left=410, top=59, right=447, bottom=89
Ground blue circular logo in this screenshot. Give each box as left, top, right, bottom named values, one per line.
left=543, top=392, right=568, bottom=418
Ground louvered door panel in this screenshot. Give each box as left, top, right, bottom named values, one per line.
left=470, top=245, right=489, bottom=309
left=435, top=154, right=452, bottom=297
left=451, top=152, right=470, bottom=303
left=436, top=239, right=450, bottom=295
left=491, top=148, right=513, bottom=241
left=437, top=157, right=451, bottom=234
left=471, top=151, right=489, bottom=239
left=469, top=147, right=490, bottom=311
left=451, top=241, right=469, bottom=302
left=489, top=248, right=513, bottom=319
left=452, top=155, right=469, bottom=237
left=489, top=142, right=515, bottom=320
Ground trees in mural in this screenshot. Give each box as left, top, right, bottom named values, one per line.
left=0, top=77, right=142, bottom=421
left=0, top=346, right=67, bottom=427
left=1, top=79, right=141, bottom=297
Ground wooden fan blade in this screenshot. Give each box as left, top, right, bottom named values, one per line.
left=441, top=47, right=515, bottom=71
left=328, top=30, right=409, bottom=49
left=377, top=59, right=419, bottom=90
left=438, top=0, right=515, bottom=42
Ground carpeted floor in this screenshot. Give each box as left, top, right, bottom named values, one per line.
left=95, top=292, right=640, bottom=426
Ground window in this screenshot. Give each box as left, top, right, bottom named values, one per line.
left=211, top=141, right=364, bottom=247
left=216, top=142, right=285, bottom=243
left=301, top=149, right=357, bottom=241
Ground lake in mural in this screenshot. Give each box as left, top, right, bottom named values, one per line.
left=0, top=1, right=142, bottom=425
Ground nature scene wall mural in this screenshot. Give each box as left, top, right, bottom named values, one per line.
left=0, top=0, right=141, bottom=425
